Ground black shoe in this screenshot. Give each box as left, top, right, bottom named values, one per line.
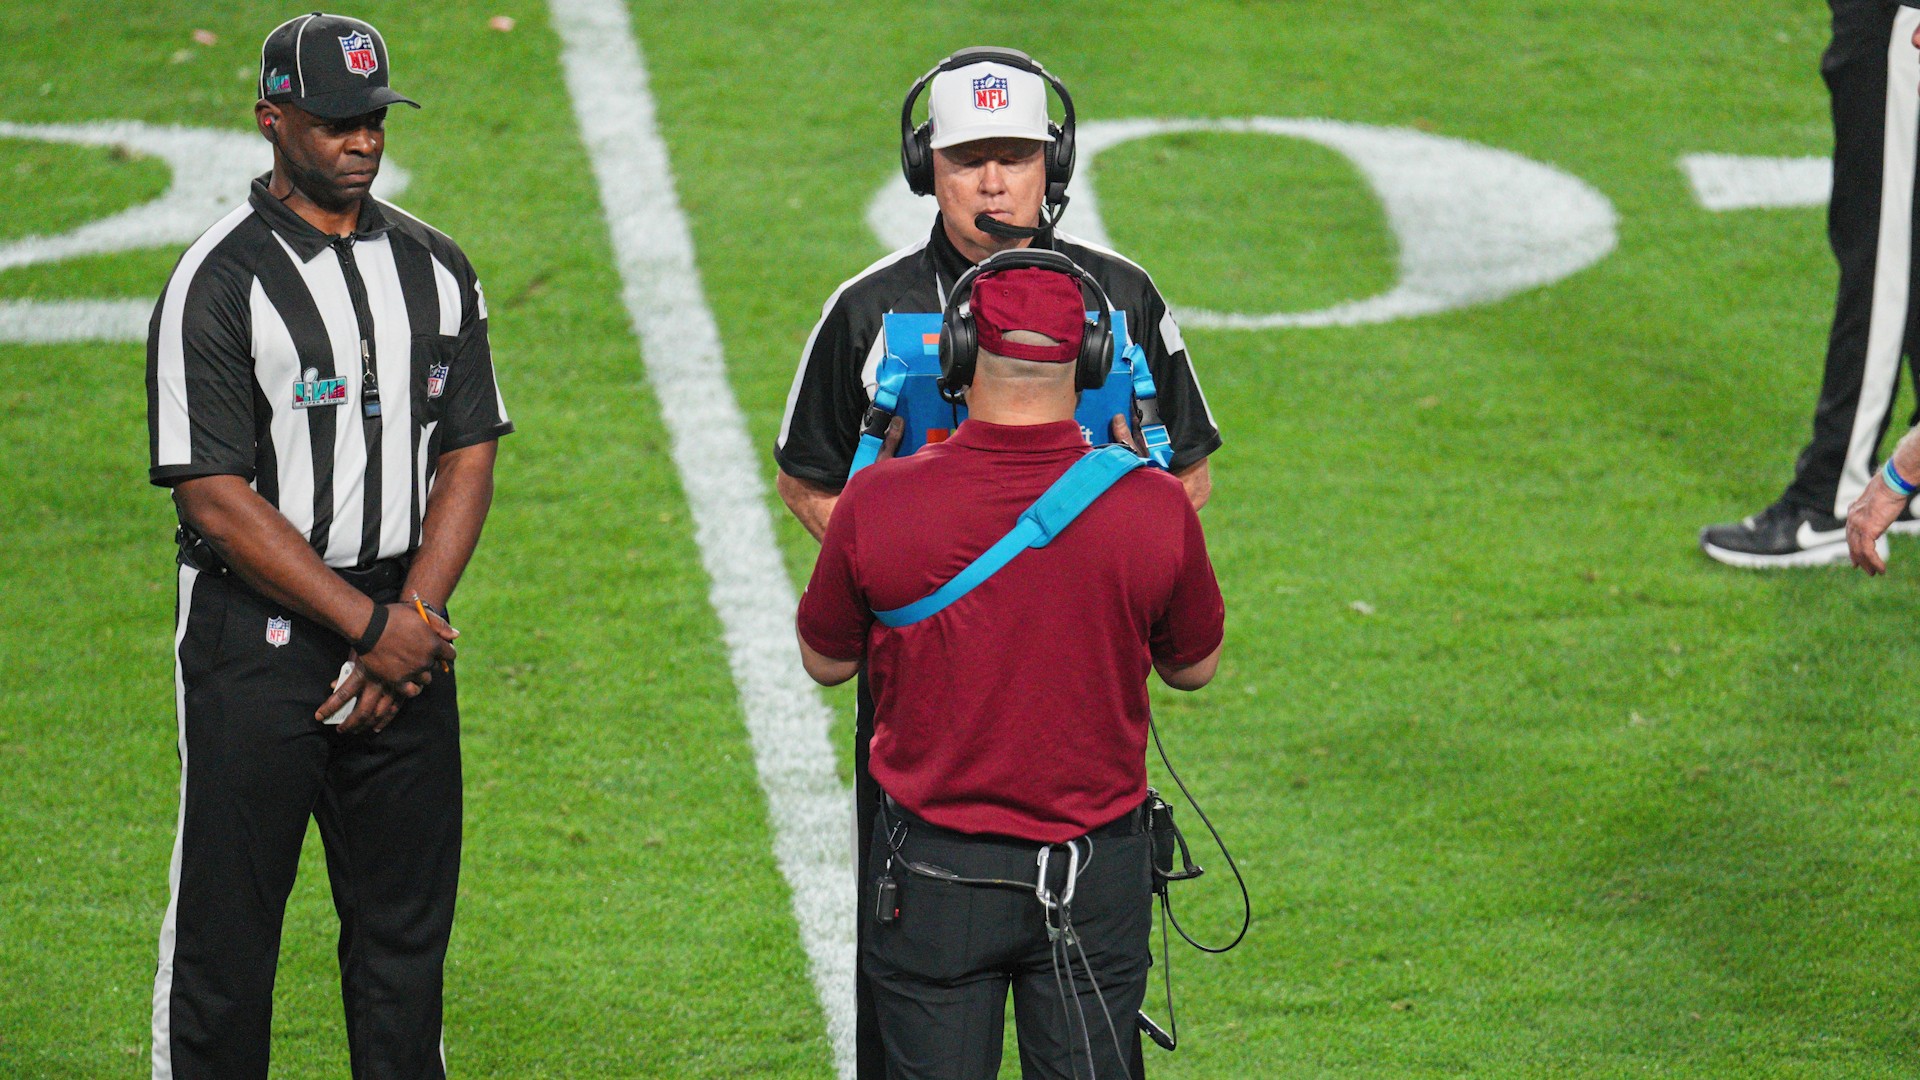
left=1699, top=500, right=1880, bottom=568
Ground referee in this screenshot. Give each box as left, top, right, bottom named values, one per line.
left=145, top=14, right=510, bottom=1077
left=1701, top=1, right=1920, bottom=566
left=776, top=48, right=1221, bottom=1077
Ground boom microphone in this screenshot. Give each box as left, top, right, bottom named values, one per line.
left=973, top=190, right=1071, bottom=240
left=974, top=212, right=1044, bottom=240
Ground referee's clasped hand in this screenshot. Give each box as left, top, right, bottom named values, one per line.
left=357, top=602, right=458, bottom=691
left=320, top=664, right=404, bottom=734
left=1845, top=475, right=1906, bottom=575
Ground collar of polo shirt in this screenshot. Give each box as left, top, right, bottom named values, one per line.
left=248, top=174, right=396, bottom=261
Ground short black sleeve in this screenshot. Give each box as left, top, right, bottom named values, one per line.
left=438, top=271, right=514, bottom=452
left=147, top=254, right=257, bottom=487
left=774, top=294, right=876, bottom=487
left=1132, top=283, right=1222, bottom=472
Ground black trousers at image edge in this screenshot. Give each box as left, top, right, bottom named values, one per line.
left=1786, top=0, right=1920, bottom=516
left=152, top=564, right=461, bottom=1080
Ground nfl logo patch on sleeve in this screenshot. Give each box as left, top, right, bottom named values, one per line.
left=266, top=617, right=292, bottom=648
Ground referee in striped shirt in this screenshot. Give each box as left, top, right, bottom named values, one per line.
left=144, top=14, right=510, bottom=1078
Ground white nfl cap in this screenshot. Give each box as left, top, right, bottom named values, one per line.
left=927, top=62, right=1055, bottom=150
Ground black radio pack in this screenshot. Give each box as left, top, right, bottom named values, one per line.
left=1145, top=787, right=1204, bottom=893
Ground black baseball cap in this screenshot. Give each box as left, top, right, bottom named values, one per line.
left=258, top=12, right=419, bottom=119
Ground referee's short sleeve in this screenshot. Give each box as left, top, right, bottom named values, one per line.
left=147, top=256, right=257, bottom=487
left=1135, top=283, right=1222, bottom=472
left=774, top=297, right=871, bottom=487
left=439, top=268, right=514, bottom=452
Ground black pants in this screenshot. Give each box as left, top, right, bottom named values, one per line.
left=855, top=676, right=888, bottom=1080
left=151, top=564, right=462, bottom=1080
left=863, top=799, right=1153, bottom=1080
left=1785, top=0, right=1920, bottom=516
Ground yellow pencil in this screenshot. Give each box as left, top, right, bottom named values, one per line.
left=415, top=597, right=451, bottom=672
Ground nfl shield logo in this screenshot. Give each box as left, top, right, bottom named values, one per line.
left=427, top=362, right=449, bottom=400
left=265, top=617, right=292, bottom=648
left=339, top=31, right=378, bottom=77
left=972, top=73, right=1009, bottom=113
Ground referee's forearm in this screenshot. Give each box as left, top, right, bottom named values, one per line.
left=173, top=475, right=376, bottom=640
left=776, top=468, right=840, bottom=543
left=403, top=440, right=497, bottom=609
left=1891, top=425, right=1920, bottom=485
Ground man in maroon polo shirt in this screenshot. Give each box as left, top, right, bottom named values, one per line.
left=795, top=265, right=1224, bottom=1079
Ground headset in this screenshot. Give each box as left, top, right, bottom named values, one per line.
left=899, top=46, right=1078, bottom=216
left=938, top=248, right=1113, bottom=401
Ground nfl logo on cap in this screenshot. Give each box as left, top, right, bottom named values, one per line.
left=339, top=31, right=378, bottom=77
left=972, top=72, right=1008, bottom=112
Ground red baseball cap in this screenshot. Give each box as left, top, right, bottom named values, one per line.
left=971, top=268, right=1085, bottom=362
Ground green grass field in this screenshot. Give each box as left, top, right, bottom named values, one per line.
left=6, top=1, right=1920, bottom=1076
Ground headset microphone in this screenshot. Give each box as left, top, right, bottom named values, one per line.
left=974, top=213, right=1039, bottom=240
left=973, top=196, right=1070, bottom=241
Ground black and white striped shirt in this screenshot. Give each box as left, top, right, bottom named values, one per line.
left=147, top=177, right=512, bottom=569
left=775, top=221, right=1220, bottom=487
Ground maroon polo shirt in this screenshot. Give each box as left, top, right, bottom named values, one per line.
left=797, top=419, right=1225, bottom=843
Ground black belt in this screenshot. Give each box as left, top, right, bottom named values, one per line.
left=882, top=793, right=1147, bottom=844
left=335, top=559, right=409, bottom=596
left=176, top=526, right=409, bottom=597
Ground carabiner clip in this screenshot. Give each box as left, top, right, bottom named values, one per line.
left=1034, top=840, right=1082, bottom=912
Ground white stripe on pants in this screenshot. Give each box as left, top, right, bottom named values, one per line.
left=150, top=564, right=198, bottom=1080
left=1838, top=5, right=1920, bottom=516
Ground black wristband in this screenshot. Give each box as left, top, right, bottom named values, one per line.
left=352, top=603, right=389, bottom=654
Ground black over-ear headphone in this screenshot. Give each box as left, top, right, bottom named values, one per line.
left=899, top=46, right=1077, bottom=208
left=938, top=248, right=1114, bottom=401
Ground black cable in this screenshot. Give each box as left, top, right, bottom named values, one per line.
left=1158, top=890, right=1179, bottom=1048
left=1150, top=719, right=1250, bottom=954
left=1071, top=917, right=1129, bottom=1070
left=1043, top=840, right=1101, bottom=1080
left=1050, top=919, right=1094, bottom=1080
left=900, top=861, right=1030, bottom=892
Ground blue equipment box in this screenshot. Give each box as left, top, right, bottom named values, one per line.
left=879, top=311, right=1136, bottom=457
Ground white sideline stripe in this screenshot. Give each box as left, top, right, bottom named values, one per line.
left=0, top=299, right=151, bottom=343
left=545, top=1, right=855, bottom=1075
left=151, top=564, right=198, bottom=1079
left=1679, top=153, right=1832, bottom=212
left=1840, top=7, right=1920, bottom=517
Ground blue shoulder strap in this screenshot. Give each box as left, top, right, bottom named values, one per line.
left=873, top=444, right=1149, bottom=628
left=1123, top=342, right=1175, bottom=470
left=848, top=356, right=910, bottom=479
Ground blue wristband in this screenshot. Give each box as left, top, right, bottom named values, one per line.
left=1885, top=459, right=1918, bottom=498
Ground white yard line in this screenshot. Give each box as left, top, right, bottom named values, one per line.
left=1680, top=153, right=1832, bottom=212
left=545, top=1, right=854, bottom=1073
